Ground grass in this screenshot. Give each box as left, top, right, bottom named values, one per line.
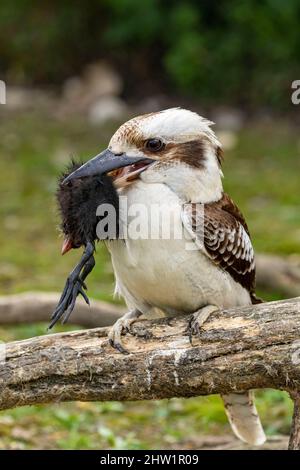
left=0, top=111, right=298, bottom=449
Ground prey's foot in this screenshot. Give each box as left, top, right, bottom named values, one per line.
left=108, top=309, right=142, bottom=354
left=49, top=243, right=95, bottom=329
left=189, top=304, right=219, bottom=344
left=49, top=277, right=89, bottom=329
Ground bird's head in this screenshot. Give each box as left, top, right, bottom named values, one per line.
left=64, top=108, right=224, bottom=203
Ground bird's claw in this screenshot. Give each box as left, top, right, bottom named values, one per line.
left=188, top=305, right=219, bottom=345
left=108, top=310, right=141, bottom=354
left=108, top=337, right=129, bottom=355
left=188, top=316, right=201, bottom=344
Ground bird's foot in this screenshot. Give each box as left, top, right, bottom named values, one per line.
left=188, top=304, right=220, bottom=344
left=108, top=309, right=142, bottom=354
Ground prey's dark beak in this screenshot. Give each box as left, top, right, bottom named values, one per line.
left=63, top=149, right=154, bottom=184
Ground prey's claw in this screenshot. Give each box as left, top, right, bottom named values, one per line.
left=79, top=286, right=90, bottom=305
left=62, top=282, right=83, bottom=324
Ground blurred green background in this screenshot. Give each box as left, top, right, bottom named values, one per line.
left=1, top=0, right=300, bottom=110
left=0, top=0, right=299, bottom=450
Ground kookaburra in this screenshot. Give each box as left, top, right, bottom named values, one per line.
left=61, top=108, right=266, bottom=446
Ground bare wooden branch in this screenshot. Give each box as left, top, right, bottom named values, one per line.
left=0, top=292, right=124, bottom=328
left=0, top=297, right=300, bottom=415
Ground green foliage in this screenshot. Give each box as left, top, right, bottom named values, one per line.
left=0, top=0, right=299, bottom=108
left=0, top=388, right=293, bottom=449
left=0, top=0, right=105, bottom=83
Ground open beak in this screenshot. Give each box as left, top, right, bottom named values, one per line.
left=63, top=149, right=154, bottom=185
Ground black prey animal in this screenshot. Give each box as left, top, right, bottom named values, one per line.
left=49, top=161, right=119, bottom=329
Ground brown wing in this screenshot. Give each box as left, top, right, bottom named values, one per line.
left=182, top=193, right=261, bottom=304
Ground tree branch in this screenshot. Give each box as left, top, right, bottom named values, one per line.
left=1, top=297, right=300, bottom=414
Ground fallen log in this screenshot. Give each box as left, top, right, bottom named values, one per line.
left=0, top=291, right=124, bottom=328
left=0, top=297, right=300, bottom=448
left=256, top=254, right=300, bottom=297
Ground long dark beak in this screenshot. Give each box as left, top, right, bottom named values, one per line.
left=63, top=149, right=154, bottom=184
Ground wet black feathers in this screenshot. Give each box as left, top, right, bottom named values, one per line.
left=57, top=160, right=119, bottom=248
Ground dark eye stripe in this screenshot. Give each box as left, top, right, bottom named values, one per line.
left=145, top=138, right=164, bottom=152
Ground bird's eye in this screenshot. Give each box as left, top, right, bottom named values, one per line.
left=145, top=138, right=164, bottom=152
